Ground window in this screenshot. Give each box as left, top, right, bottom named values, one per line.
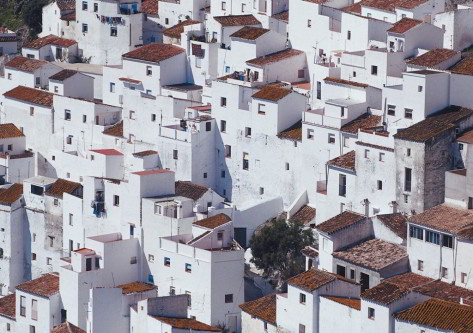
left=185, top=263, right=192, bottom=272
left=7, top=323, right=10, bottom=331
left=441, top=267, right=448, bottom=278
left=109, top=82, right=115, bottom=93
left=405, top=108, right=413, bottom=119
left=426, top=230, right=440, bottom=245
left=47, top=257, right=52, bottom=265
left=186, top=291, right=192, bottom=307
left=461, top=272, right=467, bottom=284
left=68, top=213, right=73, bottom=226
left=148, top=254, right=154, bottom=262
left=225, top=66, right=230, bottom=73
left=130, top=256, right=137, bottom=264
left=110, top=26, right=117, bottom=37
left=129, top=110, right=135, bottom=120
left=82, top=115, right=87, bottom=123
left=258, top=103, right=266, bottom=115
left=35, top=77, right=40, bottom=86
left=243, top=152, right=249, bottom=170
left=410, top=226, right=423, bottom=240
left=379, top=152, right=385, bottom=162
left=299, top=324, right=305, bottom=333
left=225, top=294, right=233, bottom=303
left=221, top=170, right=226, bottom=178
left=20, top=296, right=26, bottom=316
left=95, top=257, right=99, bottom=268
left=339, top=174, right=346, bottom=197
left=164, top=257, right=171, bottom=266
left=221, top=1, right=226, bottom=9
left=31, top=299, right=37, bottom=320
left=298, top=69, right=305, bottom=78
left=205, top=122, right=211, bottom=131
left=460, top=143, right=464, bottom=150
left=350, top=269, right=355, bottom=280
left=111, top=195, right=119, bottom=207
left=442, top=235, right=453, bottom=248
left=65, top=109, right=71, bottom=121
left=7, top=73, right=11, bottom=80
left=347, top=30, right=351, bottom=40
left=7, top=144, right=12, bottom=151
left=299, top=293, right=306, bottom=304
left=343, top=137, right=349, bottom=147
left=259, top=187, right=264, bottom=195
left=353, top=71, right=357, bottom=77
left=364, top=149, right=369, bottom=158
left=54, top=86, right=59, bottom=93
left=203, top=172, right=207, bottom=179
left=220, top=120, right=226, bottom=132
left=224, top=145, right=231, bottom=158
left=218, top=231, right=224, bottom=241
left=368, top=307, right=375, bottom=319
left=285, top=162, right=290, bottom=171
left=195, top=56, right=202, bottom=68
left=82, top=23, right=88, bottom=33
left=328, top=134, right=335, bottom=144
left=405, top=167, right=412, bottom=192
left=173, top=150, right=178, bottom=160
left=53, top=198, right=58, bottom=206
left=94, top=3, right=98, bottom=11
left=241, top=3, right=246, bottom=11
left=418, top=260, right=424, bottom=271
left=31, top=185, right=44, bottom=196
left=30, top=326, right=35, bottom=333
left=307, top=19, right=312, bottom=27
left=307, top=128, right=314, bottom=139
left=165, top=18, right=169, bottom=25
left=82, top=1, right=88, bottom=10
left=387, top=105, right=395, bottom=116
left=33, top=233, right=36, bottom=242
left=146, top=89, right=152, bottom=95
left=30, top=107, right=35, bottom=116
left=245, top=127, right=252, bottom=137
left=151, top=114, right=156, bottom=122
left=32, top=253, right=36, bottom=261
left=170, top=286, right=175, bottom=295
left=221, top=97, right=227, bottom=107
left=66, top=135, right=73, bottom=145
left=371, top=65, right=378, bottom=76
left=316, top=81, right=321, bottom=100
left=407, top=148, right=411, bottom=157
left=146, top=66, right=152, bottom=76
left=377, top=180, right=383, bottom=190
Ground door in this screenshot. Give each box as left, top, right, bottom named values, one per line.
left=234, top=228, right=247, bottom=248
left=336, top=265, right=346, bottom=277
left=86, top=258, right=92, bottom=271
left=95, top=116, right=99, bottom=125
left=227, top=315, right=237, bottom=333
left=360, top=272, right=370, bottom=292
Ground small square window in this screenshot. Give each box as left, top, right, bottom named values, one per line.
left=418, top=260, right=424, bottom=271
left=377, top=180, right=382, bottom=190
left=30, top=107, right=35, bottom=116
left=221, top=97, right=227, bottom=107
left=387, top=105, right=395, bottom=116
left=328, top=134, right=335, bottom=144
left=221, top=1, right=226, bottom=10
left=54, top=86, right=59, bottom=93
left=82, top=24, right=88, bottom=33
left=203, top=172, right=207, bottom=179
left=407, top=148, right=411, bottom=156
left=129, top=110, right=135, bottom=120
left=32, top=253, right=36, bottom=261
left=285, top=162, right=290, bottom=171
left=113, top=195, right=120, bottom=207
left=165, top=18, right=169, bottom=25
left=347, top=30, right=351, bottom=40
left=146, top=66, right=152, bottom=76
left=164, top=257, right=171, bottom=266
left=350, top=269, right=355, bottom=279
left=47, top=257, right=52, bottom=265
left=225, top=294, right=233, bottom=303
left=461, top=272, right=467, bottom=284
left=371, top=65, right=378, bottom=76
left=307, top=128, right=314, bottom=139
left=299, top=293, right=306, bottom=304
left=54, top=198, right=59, bottom=206
left=185, top=263, right=192, bottom=272
left=82, top=1, right=88, bottom=10
left=245, top=127, right=252, bottom=137
left=130, top=256, right=137, bottom=264
left=259, top=187, right=264, bottom=195
left=173, top=150, right=178, bottom=160
left=224, top=145, right=231, bottom=158
left=151, top=114, right=156, bottom=122
left=364, top=149, right=369, bottom=158
left=206, top=122, right=211, bottom=131
left=405, top=108, right=413, bottom=119
left=110, top=26, right=117, bottom=37
left=418, top=85, right=423, bottom=92
left=368, top=307, right=375, bottom=319
left=220, top=120, right=227, bottom=132
left=353, top=71, right=357, bottom=77
left=441, top=267, right=448, bottom=278
left=148, top=254, right=154, bottom=262
left=83, top=115, right=87, bottom=123
left=110, top=82, right=115, bottom=93
left=65, top=109, right=71, bottom=121
left=7, top=144, right=12, bottom=151
left=221, top=170, right=225, bottom=178
left=307, top=19, right=312, bottom=27
left=94, top=3, right=98, bottom=11
left=459, top=143, right=464, bottom=150
left=298, top=69, right=305, bottom=78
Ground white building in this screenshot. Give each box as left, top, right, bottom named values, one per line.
left=22, top=35, right=78, bottom=62
left=40, top=0, right=76, bottom=39
left=0, top=27, right=18, bottom=56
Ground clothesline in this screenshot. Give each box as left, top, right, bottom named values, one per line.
left=97, top=14, right=126, bottom=25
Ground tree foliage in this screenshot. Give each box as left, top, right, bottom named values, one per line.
left=250, top=217, right=314, bottom=289
left=22, top=0, right=48, bottom=34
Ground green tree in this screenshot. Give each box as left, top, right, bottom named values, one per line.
left=250, top=217, right=314, bottom=290
left=23, top=0, right=48, bottom=35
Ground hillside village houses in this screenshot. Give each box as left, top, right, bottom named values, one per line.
left=2, top=0, right=473, bottom=331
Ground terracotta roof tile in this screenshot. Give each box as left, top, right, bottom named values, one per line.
left=230, top=26, right=270, bottom=40
left=247, top=48, right=304, bottom=66
left=213, top=14, right=260, bottom=27
left=407, top=48, right=459, bottom=67
left=117, top=282, right=157, bottom=294
left=278, top=120, right=302, bottom=141
left=45, top=178, right=81, bottom=199
left=24, top=34, right=76, bottom=49
left=341, top=113, right=381, bottom=134
left=90, top=149, right=123, bottom=156
left=449, top=58, right=473, bottom=76
left=0, top=123, right=24, bottom=139
left=141, top=0, right=159, bottom=15
left=288, top=268, right=358, bottom=292
left=290, top=205, right=316, bottom=225
left=376, top=213, right=407, bottom=239
left=102, top=121, right=124, bottom=137
left=193, top=213, right=231, bottom=229
left=316, top=210, right=365, bottom=235
left=5, top=56, right=47, bottom=72
left=163, top=20, right=200, bottom=38
left=361, top=282, right=410, bottom=304
left=383, top=272, right=434, bottom=289
left=324, top=77, right=369, bottom=88
left=133, top=150, right=158, bottom=157
left=272, top=10, right=288, bottom=22
left=16, top=273, right=59, bottom=297
left=252, top=86, right=292, bottom=101
left=0, top=293, right=15, bottom=319
left=4, top=86, right=54, bottom=107
left=51, top=322, right=86, bottom=333
left=123, top=43, right=185, bottom=63
left=387, top=18, right=423, bottom=34
left=60, top=12, right=76, bottom=21
left=394, top=299, right=473, bottom=331
left=153, top=317, right=222, bottom=331
left=327, top=150, right=356, bottom=172
left=301, top=246, right=318, bottom=257
left=239, top=294, right=276, bottom=324
left=56, top=0, right=76, bottom=11
left=49, top=69, right=78, bottom=81
left=322, top=296, right=361, bottom=310
left=132, top=169, right=172, bottom=176
left=333, top=238, right=408, bottom=271
left=357, top=0, right=429, bottom=12
left=0, top=183, right=23, bottom=205
left=412, top=280, right=473, bottom=303
left=342, top=2, right=362, bottom=13
left=175, top=181, right=209, bottom=201
left=394, top=106, right=473, bottom=142
left=458, top=130, right=473, bottom=145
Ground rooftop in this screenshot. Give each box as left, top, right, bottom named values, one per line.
left=449, top=58, right=473, bottom=76
left=132, top=169, right=172, bottom=176
left=162, top=83, right=203, bottom=92
left=163, top=19, right=200, bottom=38
left=412, top=279, right=473, bottom=303
left=458, top=129, right=473, bottom=143
left=239, top=294, right=277, bottom=324
left=0, top=183, right=23, bottom=205
left=356, top=0, right=430, bottom=13
left=175, top=181, right=209, bottom=201
left=23, top=34, right=76, bottom=49
left=322, top=296, right=361, bottom=310
left=117, top=282, right=157, bottom=295
left=0, top=293, right=15, bottom=319
left=341, top=113, right=381, bottom=134
left=56, top=0, right=76, bottom=11
left=4, top=86, right=54, bottom=107
left=376, top=213, right=407, bottom=239
left=45, top=178, right=81, bottom=199
left=141, top=0, right=159, bottom=15
left=122, top=43, right=185, bottom=64
left=49, top=69, right=79, bottom=81
left=407, top=48, right=459, bottom=67
left=278, top=120, right=302, bottom=141
left=5, top=56, right=48, bottom=72
left=327, top=150, right=356, bottom=172
left=361, top=282, right=410, bottom=305
left=387, top=18, right=423, bottom=34
left=132, top=150, right=158, bottom=157
left=252, top=86, right=292, bottom=101
left=247, top=48, right=304, bottom=67
left=0, top=123, right=24, bottom=139
left=394, top=106, right=473, bottom=142
left=16, top=273, right=59, bottom=298
left=316, top=210, right=365, bottom=235
left=51, top=322, right=86, bottom=333
left=90, top=149, right=123, bottom=156
left=288, top=268, right=357, bottom=292
left=383, top=272, right=434, bottom=289
left=272, top=10, right=289, bottom=22
left=230, top=26, right=270, bottom=40
left=213, top=14, right=260, bottom=27
left=301, top=246, right=318, bottom=258
left=324, top=77, right=369, bottom=88
left=193, top=213, right=231, bottom=229
left=102, top=121, right=124, bottom=138
left=153, top=317, right=221, bottom=331
left=290, top=205, right=316, bottom=225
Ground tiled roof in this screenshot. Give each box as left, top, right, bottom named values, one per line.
left=5, top=56, right=47, bottom=72
left=24, top=34, right=77, bottom=49
left=45, top=178, right=81, bottom=199
left=252, top=86, right=292, bottom=101
left=133, top=150, right=158, bottom=157
left=90, top=149, right=123, bottom=156
left=458, top=129, right=473, bottom=144
left=141, top=0, right=159, bottom=14
left=0, top=293, right=15, bottom=319
left=394, top=106, right=473, bottom=142
left=333, top=238, right=407, bottom=271
left=239, top=294, right=277, bottom=324
left=60, top=12, right=76, bottom=21
left=175, top=181, right=209, bottom=201
left=247, top=48, right=304, bottom=66
left=193, top=213, right=231, bottom=229
left=51, top=322, right=86, bottom=333
left=342, top=2, right=362, bottom=13
left=0, top=183, right=24, bottom=205
left=394, top=299, right=473, bottom=332
left=230, top=26, right=270, bottom=40
left=449, top=58, right=473, bottom=76
left=56, top=0, right=76, bottom=11
left=316, top=210, right=365, bottom=235
left=408, top=204, right=473, bottom=238
left=356, top=141, right=394, bottom=152
left=288, top=268, right=357, bottom=292
left=102, top=121, right=124, bottom=138
left=0, top=123, right=24, bottom=139
left=412, top=280, right=473, bottom=303
left=290, top=205, right=316, bottom=225
left=341, top=113, right=381, bottom=134
left=213, top=14, right=260, bottom=27
left=123, top=43, right=185, bottom=63
left=387, top=18, right=422, bottom=34
left=362, top=282, right=410, bottom=305
left=322, top=296, right=361, bottom=310
left=278, top=120, right=302, bottom=141
left=16, top=273, right=59, bottom=297
left=357, top=0, right=429, bottom=12
left=4, top=86, right=54, bottom=107
left=73, top=248, right=94, bottom=255
left=376, top=213, right=407, bottom=239
left=301, top=246, right=318, bottom=257
left=272, top=10, right=288, bottom=22
left=153, top=317, right=222, bottom=331
left=324, top=77, right=369, bottom=88
left=163, top=20, right=200, bottom=38
left=327, top=150, right=356, bottom=172
left=383, top=272, right=434, bottom=289
left=49, top=69, right=78, bottom=81
left=0, top=36, right=17, bottom=42
left=407, top=48, right=459, bottom=67
left=117, top=282, right=157, bottom=294
left=132, top=169, right=172, bottom=176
